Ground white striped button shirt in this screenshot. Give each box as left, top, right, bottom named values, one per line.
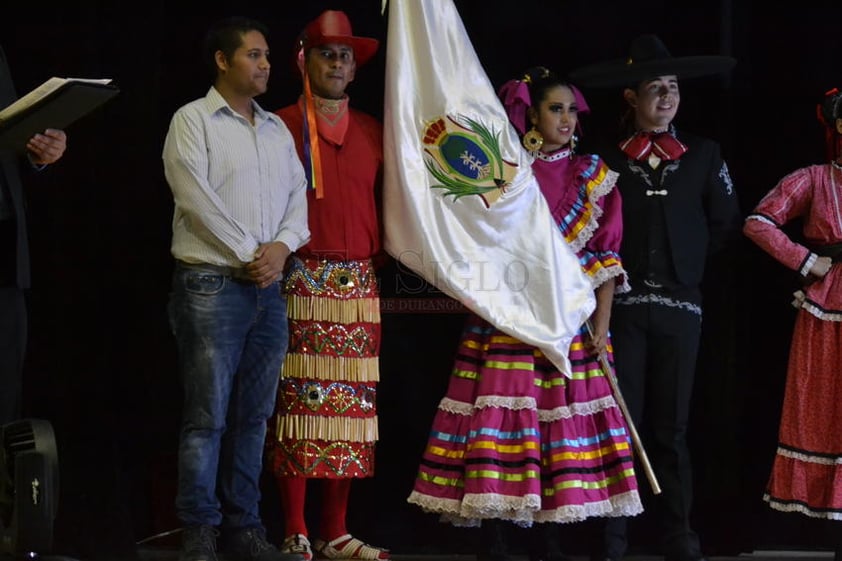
left=163, top=86, right=310, bottom=267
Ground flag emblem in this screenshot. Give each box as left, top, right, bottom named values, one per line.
left=422, top=115, right=517, bottom=207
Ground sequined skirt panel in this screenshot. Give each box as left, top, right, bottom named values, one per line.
left=269, top=257, right=380, bottom=478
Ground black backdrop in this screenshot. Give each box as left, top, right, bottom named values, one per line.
left=2, top=1, right=841, bottom=559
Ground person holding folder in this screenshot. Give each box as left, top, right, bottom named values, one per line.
left=0, top=44, right=67, bottom=426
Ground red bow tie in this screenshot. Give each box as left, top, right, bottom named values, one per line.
left=619, top=131, right=688, bottom=162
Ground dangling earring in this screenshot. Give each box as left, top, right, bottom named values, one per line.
left=569, top=134, right=578, bottom=155
left=522, top=127, right=543, bottom=152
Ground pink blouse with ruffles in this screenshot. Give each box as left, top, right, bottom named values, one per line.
left=531, top=149, right=628, bottom=292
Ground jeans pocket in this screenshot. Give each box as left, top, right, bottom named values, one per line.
left=184, top=272, right=226, bottom=295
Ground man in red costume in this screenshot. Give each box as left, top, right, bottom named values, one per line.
left=267, top=10, right=389, bottom=561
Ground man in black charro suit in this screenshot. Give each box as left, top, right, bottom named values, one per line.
left=571, top=34, right=742, bottom=561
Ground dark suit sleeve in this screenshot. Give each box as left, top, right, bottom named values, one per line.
left=704, top=144, right=742, bottom=256
left=0, top=49, right=43, bottom=170
left=0, top=45, right=19, bottom=108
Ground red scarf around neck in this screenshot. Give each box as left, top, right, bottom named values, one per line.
left=300, top=94, right=350, bottom=146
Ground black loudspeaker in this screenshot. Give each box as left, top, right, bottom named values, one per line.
left=0, top=419, right=59, bottom=558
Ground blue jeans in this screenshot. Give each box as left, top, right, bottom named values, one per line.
left=168, top=262, right=288, bottom=529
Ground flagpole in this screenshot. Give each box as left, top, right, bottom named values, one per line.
left=585, top=320, right=661, bottom=495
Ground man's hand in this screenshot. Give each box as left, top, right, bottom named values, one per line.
left=245, top=242, right=291, bottom=288
left=27, top=129, right=67, bottom=165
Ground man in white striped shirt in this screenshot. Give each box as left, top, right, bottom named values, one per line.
left=162, top=16, right=309, bottom=561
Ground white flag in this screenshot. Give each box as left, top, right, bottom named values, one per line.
left=382, top=0, right=596, bottom=377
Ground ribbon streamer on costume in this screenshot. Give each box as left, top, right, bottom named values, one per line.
left=300, top=47, right=324, bottom=199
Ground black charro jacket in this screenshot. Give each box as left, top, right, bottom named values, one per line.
left=601, top=129, right=742, bottom=289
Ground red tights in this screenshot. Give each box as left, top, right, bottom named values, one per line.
left=276, top=476, right=350, bottom=541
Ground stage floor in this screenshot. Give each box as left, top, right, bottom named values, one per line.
left=131, top=549, right=835, bottom=561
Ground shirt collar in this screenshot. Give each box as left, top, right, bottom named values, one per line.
left=205, top=86, right=270, bottom=125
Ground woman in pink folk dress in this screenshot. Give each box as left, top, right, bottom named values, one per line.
left=407, top=67, right=643, bottom=561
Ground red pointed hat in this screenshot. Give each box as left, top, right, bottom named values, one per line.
left=297, top=10, right=379, bottom=67
left=569, top=34, right=735, bottom=88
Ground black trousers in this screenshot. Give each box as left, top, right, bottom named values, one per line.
left=0, top=286, right=26, bottom=425
left=478, top=518, right=569, bottom=561
left=601, top=296, right=703, bottom=561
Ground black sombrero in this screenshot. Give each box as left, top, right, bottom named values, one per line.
left=569, top=34, right=736, bottom=88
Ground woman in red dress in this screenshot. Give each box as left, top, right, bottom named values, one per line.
left=743, top=87, right=842, bottom=560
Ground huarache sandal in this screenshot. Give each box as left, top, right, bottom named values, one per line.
left=281, top=533, right=313, bottom=561
left=313, top=534, right=390, bottom=560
